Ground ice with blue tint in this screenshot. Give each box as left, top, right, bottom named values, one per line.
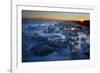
left=22, top=19, right=90, bottom=62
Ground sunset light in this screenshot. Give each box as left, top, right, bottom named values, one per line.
left=80, top=19, right=84, bottom=23
left=22, top=10, right=90, bottom=21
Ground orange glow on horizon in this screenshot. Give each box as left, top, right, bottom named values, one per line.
left=22, top=10, right=90, bottom=21
left=80, top=19, right=84, bottom=23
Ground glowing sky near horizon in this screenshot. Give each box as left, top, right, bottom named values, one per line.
left=22, top=10, right=90, bottom=21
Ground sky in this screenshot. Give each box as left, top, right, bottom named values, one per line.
left=22, top=10, right=90, bottom=21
